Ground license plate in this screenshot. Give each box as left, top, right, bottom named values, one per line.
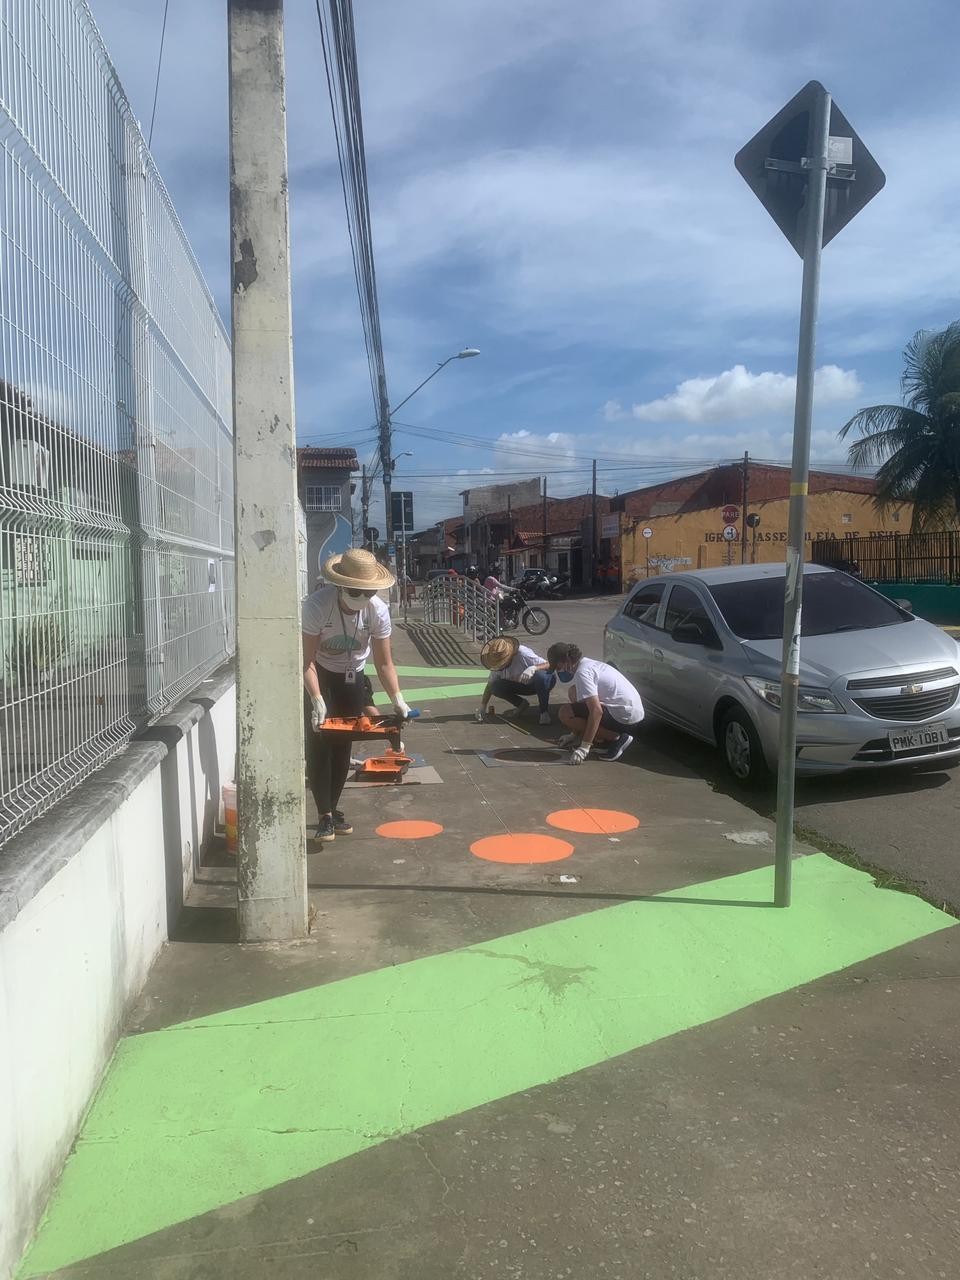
left=888, top=723, right=949, bottom=753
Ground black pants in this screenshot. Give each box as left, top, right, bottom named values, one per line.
left=305, top=666, right=364, bottom=816
left=489, top=671, right=555, bottom=713
left=569, top=700, right=642, bottom=736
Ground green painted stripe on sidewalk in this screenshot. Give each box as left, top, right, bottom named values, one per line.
left=367, top=663, right=484, bottom=679
left=19, top=855, right=955, bottom=1276
left=372, top=681, right=487, bottom=705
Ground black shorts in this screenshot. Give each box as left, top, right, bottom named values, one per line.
left=569, top=701, right=641, bottom=736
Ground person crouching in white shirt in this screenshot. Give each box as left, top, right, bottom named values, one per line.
left=301, top=549, right=410, bottom=844
left=475, top=634, right=555, bottom=726
left=546, top=641, right=644, bottom=765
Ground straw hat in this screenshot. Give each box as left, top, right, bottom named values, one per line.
left=322, top=547, right=396, bottom=590
left=480, top=634, right=520, bottom=671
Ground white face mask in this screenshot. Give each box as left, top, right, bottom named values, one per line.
left=337, top=587, right=370, bottom=614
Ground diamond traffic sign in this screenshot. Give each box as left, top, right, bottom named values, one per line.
left=735, top=81, right=885, bottom=257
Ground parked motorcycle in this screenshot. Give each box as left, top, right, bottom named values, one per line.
left=497, top=586, right=551, bottom=636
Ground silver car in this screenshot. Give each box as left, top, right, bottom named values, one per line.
left=604, top=563, right=960, bottom=784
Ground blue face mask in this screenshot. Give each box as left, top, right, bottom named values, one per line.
left=557, top=670, right=574, bottom=683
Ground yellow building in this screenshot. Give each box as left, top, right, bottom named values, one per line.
left=614, top=462, right=911, bottom=584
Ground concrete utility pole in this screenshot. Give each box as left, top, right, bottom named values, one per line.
left=228, top=0, right=307, bottom=941
left=740, top=451, right=749, bottom=565
left=591, top=458, right=598, bottom=587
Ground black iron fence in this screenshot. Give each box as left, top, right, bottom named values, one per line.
left=812, top=532, right=960, bottom=585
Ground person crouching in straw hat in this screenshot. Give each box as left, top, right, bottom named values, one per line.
left=476, top=635, right=555, bottom=726
left=301, top=548, right=410, bottom=845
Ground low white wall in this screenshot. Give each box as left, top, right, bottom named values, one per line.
left=0, top=669, right=236, bottom=1280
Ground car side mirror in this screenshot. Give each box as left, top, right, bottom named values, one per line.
left=895, top=599, right=913, bottom=612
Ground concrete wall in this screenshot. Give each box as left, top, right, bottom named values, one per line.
left=0, top=667, right=235, bottom=1280
left=620, top=491, right=913, bottom=582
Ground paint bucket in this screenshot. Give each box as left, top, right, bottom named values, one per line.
left=222, top=781, right=237, bottom=856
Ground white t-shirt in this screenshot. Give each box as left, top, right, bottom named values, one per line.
left=574, top=657, right=644, bottom=726
left=488, top=643, right=546, bottom=685
left=301, top=585, right=391, bottom=673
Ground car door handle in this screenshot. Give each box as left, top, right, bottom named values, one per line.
left=653, top=648, right=664, bottom=660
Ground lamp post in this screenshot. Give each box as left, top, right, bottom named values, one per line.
left=380, top=349, right=479, bottom=571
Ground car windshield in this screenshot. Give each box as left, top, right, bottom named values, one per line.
left=708, top=572, right=907, bottom=640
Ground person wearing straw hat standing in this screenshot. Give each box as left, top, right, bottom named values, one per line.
left=475, top=635, right=555, bottom=726
left=302, top=548, right=410, bottom=845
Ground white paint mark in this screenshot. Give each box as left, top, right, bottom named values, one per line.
left=724, top=830, right=773, bottom=846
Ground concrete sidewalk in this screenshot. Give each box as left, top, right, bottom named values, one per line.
left=18, top=623, right=960, bottom=1279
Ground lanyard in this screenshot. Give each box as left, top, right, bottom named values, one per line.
left=339, top=601, right=363, bottom=650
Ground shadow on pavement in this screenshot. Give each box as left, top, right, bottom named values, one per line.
left=305, top=879, right=774, bottom=909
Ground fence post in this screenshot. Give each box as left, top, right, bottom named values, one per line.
left=894, top=533, right=902, bottom=582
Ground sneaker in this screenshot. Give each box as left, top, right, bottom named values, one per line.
left=333, top=810, right=353, bottom=835
left=556, top=731, right=579, bottom=748
left=312, top=814, right=336, bottom=844
left=596, top=733, right=634, bottom=762
left=538, top=711, right=552, bottom=726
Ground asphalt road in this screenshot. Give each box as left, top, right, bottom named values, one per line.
left=524, top=593, right=960, bottom=913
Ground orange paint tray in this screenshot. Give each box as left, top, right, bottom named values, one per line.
left=354, top=752, right=413, bottom=781
left=320, top=715, right=402, bottom=745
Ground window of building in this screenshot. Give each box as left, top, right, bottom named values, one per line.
left=892, top=511, right=901, bottom=524
left=623, top=582, right=664, bottom=626
left=305, top=485, right=341, bottom=512
left=841, top=513, right=852, bottom=524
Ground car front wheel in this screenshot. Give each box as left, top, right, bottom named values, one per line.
left=719, top=705, right=769, bottom=787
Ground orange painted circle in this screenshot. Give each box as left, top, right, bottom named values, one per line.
left=376, top=820, right=444, bottom=840
left=470, top=833, right=574, bottom=864
left=546, top=808, right=640, bottom=835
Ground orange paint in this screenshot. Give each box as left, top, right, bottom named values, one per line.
left=546, top=808, right=640, bottom=835
left=376, top=820, right=444, bottom=839
left=470, top=833, right=574, bottom=864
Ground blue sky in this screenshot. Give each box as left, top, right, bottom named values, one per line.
left=91, top=0, right=960, bottom=527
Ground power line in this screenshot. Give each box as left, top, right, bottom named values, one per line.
left=148, top=0, right=171, bottom=149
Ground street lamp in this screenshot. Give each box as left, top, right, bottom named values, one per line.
left=381, top=348, right=480, bottom=574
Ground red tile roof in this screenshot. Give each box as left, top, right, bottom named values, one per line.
left=617, top=462, right=877, bottom=519
left=296, top=447, right=359, bottom=471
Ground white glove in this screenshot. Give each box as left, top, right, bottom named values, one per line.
left=475, top=706, right=487, bottom=723
left=569, top=745, right=590, bottom=766
left=393, top=695, right=411, bottom=720
left=520, top=665, right=539, bottom=684
left=310, top=694, right=327, bottom=731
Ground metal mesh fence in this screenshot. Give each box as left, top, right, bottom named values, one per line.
left=0, top=0, right=234, bottom=847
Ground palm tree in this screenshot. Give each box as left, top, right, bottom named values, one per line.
left=840, top=321, right=960, bottom=532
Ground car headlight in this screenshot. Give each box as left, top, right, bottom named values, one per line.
left=743, top=676, right=844, bottom=713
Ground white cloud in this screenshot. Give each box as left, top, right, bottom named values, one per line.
left=612, top=364, right=862, bottom=424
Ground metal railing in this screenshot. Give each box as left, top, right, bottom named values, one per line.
left=812, top=533, right=960, bottom=585
left=423, top=576, right=500, bottom=645
left=0, top=0, right=234, bottom=847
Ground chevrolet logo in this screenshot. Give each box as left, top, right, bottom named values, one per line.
left=901, top=683, right=924, bottom=695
